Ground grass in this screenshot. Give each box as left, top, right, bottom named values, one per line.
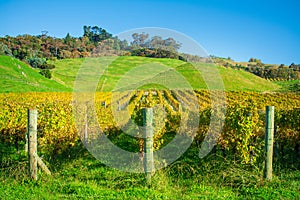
left=0, top=55, right=71, bottom=93
left=217, top=67, right=279, bottom=92
left=2, top=55, right=298, bottom=93
left=0, top=55, right=289, bottom=93
left=1, top=141, right=300, bottom=199
left=51, top=56, right=280, bottom=92
left=273, top=80, right=300, bottom=92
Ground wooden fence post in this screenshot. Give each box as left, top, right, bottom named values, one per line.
left=264, top=106, right=274, bottom=181
left=27, top=109, right=51, bottom=179
left=25, top=132, right=28, bottom=153
left=143, top=108, right=154, bottom=181
left=84, top=104, right=88, bottom=144
left=28, top=109, right=38, bottom=181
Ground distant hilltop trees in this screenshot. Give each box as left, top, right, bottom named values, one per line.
left=0, top=25, right=299, bottom=81
left=0, top=26, right=185, bottom=61
left=213, top=56, right=300, bottom=81
left=0, top=25, right=191, bottom=80
left=246, top=61, right=300, bottom=81
left=0, top=26, right=128, bottom=59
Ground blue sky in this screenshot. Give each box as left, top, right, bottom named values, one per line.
left=0, top=0, right=299, bottom=64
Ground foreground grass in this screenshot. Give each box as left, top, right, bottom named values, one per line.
left=1, top=143, right=299, bottom=199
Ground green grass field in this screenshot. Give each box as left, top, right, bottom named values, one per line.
left=0, top=55, right=283, bottom=93
left=1, top=142, right=299, bottom=199
left=274, top=80, right=300, bottom=92
left=0, top=55, right=71, bottom=93
left=50, top=56, right=280, bottom=92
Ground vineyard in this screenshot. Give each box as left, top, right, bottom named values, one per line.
left=1, top=1, right=300, bottom=197
left=1, top=90, right=299, bottom=166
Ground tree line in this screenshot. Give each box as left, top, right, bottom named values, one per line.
left=0, top=26, right=184, bottom=60
left=0, top=26, right=299, bottom=82
left=245, top=58, right=300, bottom=81
left=0, top=26, right=185, bottom=78
left=213, top=56, right=300, bottom=81
left=0, top=26, right=124, bottom=60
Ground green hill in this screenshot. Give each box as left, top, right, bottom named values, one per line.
left=0, top=55, right=71, bottom=93
left=0, top=55, right=281, bottom=93
left=51, top=56, right=280, bottom=92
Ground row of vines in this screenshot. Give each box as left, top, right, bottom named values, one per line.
left=0, top=91, right=299, bottom=165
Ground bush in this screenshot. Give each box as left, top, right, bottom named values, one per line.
left=130, top=48, right=183, bottom=60
left=27, top=57, right=46, bottom=68
left=0, top=43, right=12, bottom=56
left=40, top=63, right=55, bottom=69
left=39, top=69, right=52, bottom=79
left=291, top=82, right=300, bottom=92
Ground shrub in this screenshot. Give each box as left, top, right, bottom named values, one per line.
left=40, top=63, right=55, bottom=69
left=27, top=57, right=46, bottom=68
left=40, top=69, right=52, bottom=79
left=130, top=48, right=183, bottom=60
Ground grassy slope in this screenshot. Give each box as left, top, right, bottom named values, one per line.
left=52, top=56, right=280, bottom=92
left=0, top=55, right=281, bottom=93
left=273, top=80, right=300, bottom=92
left=218, top=67, right=279, bottom=91
left=0, top=55, right=71, bottom=93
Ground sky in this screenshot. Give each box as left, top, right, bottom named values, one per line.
left=0, top=0, right=299, bottom=64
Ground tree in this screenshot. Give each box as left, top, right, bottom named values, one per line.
left=131, top=33, right=149, bottom=47
left=279, top=64, right=285, bottom=68
left=131, top=33, right=181, bottom=52
left=163, top=37, right=181, bottom=51
left=83, top=25, right=112, bottom=45
left=91, top=26, right=101, bottom=43
left=58, top=50, right=72, bottom=59
left=64, top=33, right=72, bottom=45
left=0, top=43, right=12, bottom=56
left=149, top=36, right=163, bottom=49
left=118, top=38, right=128, bottom=50
left=27, top=57, right=46, bottom=68
left=249, top=57, right=262, bottom=63
left=40, top=69, right=52, bottom=79
left=83, top=26, right=92, bottom=39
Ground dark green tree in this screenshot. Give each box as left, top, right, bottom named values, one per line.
left=64, top=33, right=72, bottom=45
left=39, top=69, right=52, bottom=79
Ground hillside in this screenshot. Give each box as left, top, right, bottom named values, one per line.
left=0, top=55, right=71, bottom=93
left=0, top=55, right=281, bottom=93
left=51, top=56, right=280, bottom=92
